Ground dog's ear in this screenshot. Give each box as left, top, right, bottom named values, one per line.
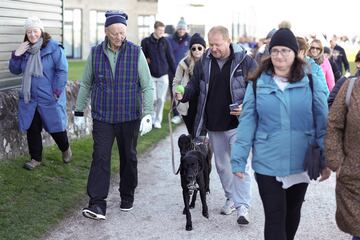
left=178, top=134, right=187, bottom=148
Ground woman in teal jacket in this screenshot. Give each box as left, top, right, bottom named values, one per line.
left=231, top=28, right=330, bottom=240
left=9, top=16, right=71, bottom=170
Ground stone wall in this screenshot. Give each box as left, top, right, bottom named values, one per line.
left=0, top=81, right=92, bottom=161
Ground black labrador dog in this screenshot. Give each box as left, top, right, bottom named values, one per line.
left=178, top=134, right=212, bottom=231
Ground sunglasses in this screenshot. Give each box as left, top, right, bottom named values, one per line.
left=310, top=46, right=322, bottom=51
left=191, top=46, right=203, bottom=52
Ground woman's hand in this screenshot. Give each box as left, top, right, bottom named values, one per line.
left=319, top=167, right=331, bottom=182
left=336, top=166, right=341, bottom=178
left=175, top=92, right=183, bottom=101
left=15, top=41, right=30, bottom=56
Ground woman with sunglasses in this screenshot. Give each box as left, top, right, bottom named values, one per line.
left=296, top=37, right=329, bottom=95
left=308, top=39, right=335, bottom=91
left=172, top=33, right=206, bottom=136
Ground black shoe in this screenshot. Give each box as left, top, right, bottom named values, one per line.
left=82, top=205, right=106, bottom=220
left=120, top=201, right=133, bottom=212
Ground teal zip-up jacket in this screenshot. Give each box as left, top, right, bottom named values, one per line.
left=231, top=72, right=328, bottom=176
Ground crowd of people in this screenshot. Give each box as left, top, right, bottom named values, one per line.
left=9, top=11, right=360, bottom=240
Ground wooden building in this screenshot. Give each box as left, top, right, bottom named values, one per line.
left=0, top=0, right=64, bottom=90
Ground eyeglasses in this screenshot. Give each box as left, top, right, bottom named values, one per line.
left=191, top=46, right=203, bottom=52
left=310, top=46, right=322, bottom=51
left=270, top=48, right=292, bottom=57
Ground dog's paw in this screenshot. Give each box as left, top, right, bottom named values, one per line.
left=186, top=224, right=193, bottom=231
left=189, top=203, right=195, bottom=209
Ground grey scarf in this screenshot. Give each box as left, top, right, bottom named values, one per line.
left=22, top=38, right=44, bottom=103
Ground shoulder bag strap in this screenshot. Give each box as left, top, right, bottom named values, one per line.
left=345, top=77, right=357, bottom=108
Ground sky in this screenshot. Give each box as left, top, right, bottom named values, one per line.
left=157, top=0, right=359, bottom=39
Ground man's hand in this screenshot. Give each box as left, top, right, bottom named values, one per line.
left=230, top=104, right=243, bottom=116
left=344, top=71, right=351, bottom=78
left=234, top=172, right=244, bottom=178
left=74, top=116, right=86, bottom=130
left=139, top=114, right=152, bottom=136
left=73, top=111, right=86, bottom=130
left=15, top=41, right=30, bottom=56
left=335, top=166, right=342, bottom=178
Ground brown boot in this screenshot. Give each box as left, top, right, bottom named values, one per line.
left=62, top=146, right=72, bottom=163
left=23, top=159, right=41, bottom=170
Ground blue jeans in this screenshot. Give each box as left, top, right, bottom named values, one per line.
left=353, top=236, right=360, bottom=240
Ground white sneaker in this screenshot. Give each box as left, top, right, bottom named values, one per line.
left=171, top=116, right=182, bottom=124
left=153, top=122, right=162, bottom=129
left=237, top=205, right=249, bottom=225
left=220, top=198, right=235, bottom=215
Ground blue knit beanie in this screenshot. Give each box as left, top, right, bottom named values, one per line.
left=105, top=10, right=128, bottom=27
left=176, top=17, right=187, bottom=30
left=266, top=28, right=277, bottom=39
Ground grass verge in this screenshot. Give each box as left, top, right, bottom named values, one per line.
left=67, top=60, right=87, bottom=81
left=0, top=103, right=180, bottom=240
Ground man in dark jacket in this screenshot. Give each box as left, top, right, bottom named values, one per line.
left=330, top=38, right=350, bottom=76
left=141, top=21, right=176, bottom=129
left=175, top=26, right=257, bottom=225
left=324, top=46, right=342, bottom=82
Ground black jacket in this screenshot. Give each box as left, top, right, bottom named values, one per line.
left=141, top=33, right=176, bottom=78
left=328, top=72, right=360, bottom=108
left=328, top=76, right=347, bottom=108
left=332, top=44, right=350, bottom=74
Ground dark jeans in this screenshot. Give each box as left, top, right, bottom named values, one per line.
left=27, top=110, right=69, bottom=162
left=182, top=96, right=198, bottom=137
left=87, top=119, right=140, bottom=213
left=353, top=236, right=360, bottom=240
left=255, top=173, right=308, bottom=240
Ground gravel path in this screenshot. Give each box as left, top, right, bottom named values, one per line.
left=43, top=125, right=350, bottom=240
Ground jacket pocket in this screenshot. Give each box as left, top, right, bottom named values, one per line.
left=304, top=130, right=316, bottom=144
left=255, top=131, right=268, bottom=141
